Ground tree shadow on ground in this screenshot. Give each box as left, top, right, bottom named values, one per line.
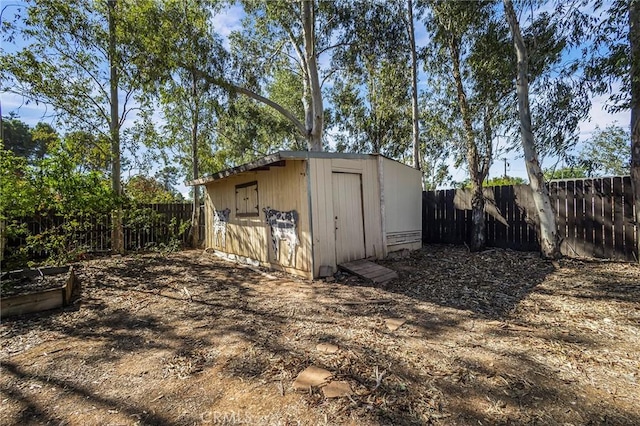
left=1, top=360, right=177, bottom=425
left=1, top=248, right=639, bottom=425
left=375, top=244, right=556, bottom=319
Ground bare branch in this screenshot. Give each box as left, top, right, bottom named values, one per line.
left=317, top=41, right=349, bottom=56
left=120, top=88, right=137, bottom=126
left=320, top=66, right=342, bottom=88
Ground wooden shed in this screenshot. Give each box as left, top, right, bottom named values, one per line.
left=189, top=151, right=422, bottom=279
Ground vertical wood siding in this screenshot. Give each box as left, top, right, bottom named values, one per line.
left=332, top=172, right=366, bottom=263
left=204, top=160, right=312, bottom=276
left=309, top=157, right=383, bottom=276
left=423, top=176, right=638, bottom=261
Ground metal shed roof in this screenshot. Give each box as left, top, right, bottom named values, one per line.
left=187, top=151, right=387, bottom=186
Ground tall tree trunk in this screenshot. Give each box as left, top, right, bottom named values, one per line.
left=108, top=0, right=124, bottom=254
left=301, top=62, right=312, bottom=148
left=407, top=0, right=421, bottom=171
left=366, top=63, right=381, bottom=152
left=450, top=34, right=485, bottom=251
left=301, top=0, right=323, bottom=151
left=504, top=0, right=559, bottom=259
left=630, top=0, right=640, bottom=262
left=629, top=0, right=640, bottom=261
left=189, top=69, right=201, bottom=248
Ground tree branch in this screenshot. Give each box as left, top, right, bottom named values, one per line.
left=284, top=25, right=307, bottom=75
left=195, top=70, right=306, bottom=136
left=317, top=41, right=349, bottom=56
left=321, top=66, right=342, bottom=88
left=5, top=87, right=109, bottom=140
left=120, top=88, right=136, bottom=126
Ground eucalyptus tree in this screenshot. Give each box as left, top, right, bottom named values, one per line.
left=130, top=0, right=338, bottom=153
left=329, top=0, right=423, bottom=168
left=329, top=63, right=412, bottom=157
left=407, top=0, right=421, bottom=170
left=585, top=1, right=636, bottom=112
left=503, top=0, right=562, bottom=258
left=329, top=0, right=413, bottom=158
left=124, top=0, right=227, bottom=247
left=516, top=6, right=591, bottom=168
left=461, top=0, right=592, bottom=258
left=632, top=0, right=640, bottom=251
left=579, top=124, right=631, bottom=177
left=423, top=0, right=508, bottom=251
left=419, top=101, right=455, bottom=189
left=583, top=0, right=639, bottom=259
left=161, top=64, right=219, bottom=247
left=0, top=0, right=140, bottom=253
left=213, top=68, right=307, bottom=164
left=223, top=0, right=336, bottom=151
left=422, top=0, right=588, bottom=255
left=107, top=0, right=124, bottom=253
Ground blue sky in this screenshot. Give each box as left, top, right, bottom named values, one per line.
left=1, top=2, right=630, bottom=194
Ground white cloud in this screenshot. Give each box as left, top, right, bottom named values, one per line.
left=578, top=91, right=629, bottom=140
left=211, top=4, right=245, bottom=48
left=1, top=93, right=53, bottom=126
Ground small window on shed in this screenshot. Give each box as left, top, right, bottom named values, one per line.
left=235, top=181, right=259, bottom=217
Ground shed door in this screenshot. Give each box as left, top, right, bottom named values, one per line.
left=332, top=172, right=366, bottom=263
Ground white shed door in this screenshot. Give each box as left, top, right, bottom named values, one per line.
left=332, top=172, right=365, bottom=264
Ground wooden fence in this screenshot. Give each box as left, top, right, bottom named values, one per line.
left=423, top=176, right=638, bottom=262
left=5, top=203, right=204, bottom=255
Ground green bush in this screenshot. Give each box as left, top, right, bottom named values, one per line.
left=1, top=147, right=115, bottom=268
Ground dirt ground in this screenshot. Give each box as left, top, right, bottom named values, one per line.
left=1, top=245, right=639, bottom=425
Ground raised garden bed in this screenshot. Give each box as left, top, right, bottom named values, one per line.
left=1, top=266, right=78, bottom=318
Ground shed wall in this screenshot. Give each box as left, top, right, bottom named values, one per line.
left=204, top=160, right=312, bottom=277
left=381, top=157, right=422, bottom=251
left=309, top=157, right=383, bottom=276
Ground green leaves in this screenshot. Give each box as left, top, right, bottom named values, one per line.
left=329, top=0, right=412, bottom=156
left=0, top=114, right=116, bottom=225
left=543, top=166, right=587, bottom=180
left=583, top=0, right=631, bottom=112
left=1, top=115, right=42, bottom=161
left=1, top=0, right=116, bottom=136
left=124, top=175, right=182, bottom=204
left=2, top=0, right=628, bottom=196
left=1, top=138, right=116, bottom=266
left=579, top=124, right=631, bottom=176
left=0, top=149, right=36, bottom=221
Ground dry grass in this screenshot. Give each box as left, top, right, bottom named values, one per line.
left=1, top=245, right=639, bottom=425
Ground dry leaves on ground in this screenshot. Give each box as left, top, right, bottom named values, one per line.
left=1, top=245, right=639, bottom=425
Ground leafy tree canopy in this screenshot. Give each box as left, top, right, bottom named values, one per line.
left=543, top=166, right=588, bottom=181
left=485, top=176, right=527, bottom=186
left=579, top=123, right=630, bottom=176
left=124, top=175, right=183, bottom=204
left=1, top=115, right=48, bottom=162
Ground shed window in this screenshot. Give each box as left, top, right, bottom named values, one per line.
left=235, top=181, right=259, bottom=217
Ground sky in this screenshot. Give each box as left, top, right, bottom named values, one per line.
left=1, top=1, right=631, bottom=195
left=488, top=89, right=629, bottom=182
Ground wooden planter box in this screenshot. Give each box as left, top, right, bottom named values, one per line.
left=1, top=266, right=78, bottom=318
